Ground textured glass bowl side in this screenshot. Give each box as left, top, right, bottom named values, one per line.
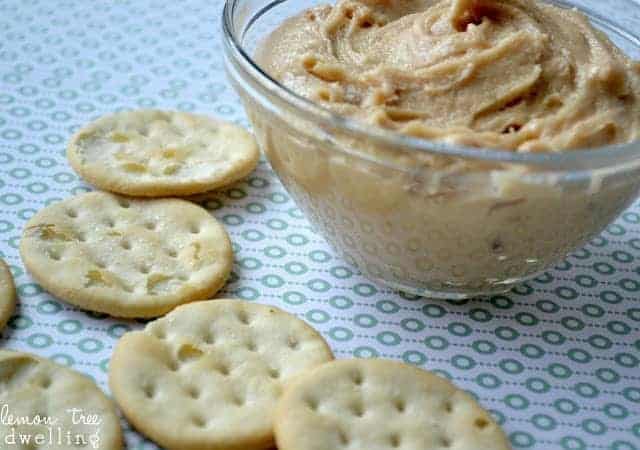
left=223, top=0, right=640, bottom=298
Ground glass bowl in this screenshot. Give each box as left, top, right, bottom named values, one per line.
left=222, top=0, right=640, bottom=299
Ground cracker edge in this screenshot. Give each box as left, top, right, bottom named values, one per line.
left=66, top=110, right=261, bottom=197
left=273, top=358, right=511, bottom=450
left=109, top=299, right=334, bottom=450
left=18, top=193, right=234, bottom=318
left=0, top=259, right=16, bottom=332
left=0, top=348, right=124, bottom=450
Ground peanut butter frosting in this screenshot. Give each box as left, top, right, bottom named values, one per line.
left=258, top=0, right=640, bottom=151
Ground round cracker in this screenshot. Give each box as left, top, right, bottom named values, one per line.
left=0, top=350, right=123, bottom=449
left=67, top=110, right=260, bottom=197
left=109, top=299, right=334, bottom=450
left=0, top=259, right=16, bottom=332
left=20, top=191, right=232, bottom=318
left=275, top=359, right=511, bottom=450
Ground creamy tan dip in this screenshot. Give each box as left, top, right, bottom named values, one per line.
left=258, top=0, right=640, bottom=150
left=244, top=0, right=640, bottom=296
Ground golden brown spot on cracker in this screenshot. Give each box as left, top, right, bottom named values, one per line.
left=192, top=242, right=201, bottom=259
left=29, top=224, right=74, bottom=242
left=84, top=269, right=112, bottom=288
left=162, top=148, right=177, bottom=158
left=146, top=274, right=174, bottom=295
left=84, top=269, right=131, bottom=292
left=163, top=164, right=180, bottom=175
left=475, top=417, right=490, bottom=429
left=121, top=162, right=147, bottom=173
left=178, top=344, right=204, bottom=363
left=110, top=132, right=130, bottom=143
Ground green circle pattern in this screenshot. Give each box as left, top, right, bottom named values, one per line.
left=0, top=0, right=639, bottom=449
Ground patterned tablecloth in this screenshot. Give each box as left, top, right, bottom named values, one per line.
left=1, top=0, right=639, bottom=449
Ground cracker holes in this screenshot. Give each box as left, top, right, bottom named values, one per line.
left=245, top=339, right=257, bottom=352
left=143, top=382, right=156, bottom=399
left=120, top=239, right=132, bottom=250
left=144, top=221, right=156, bottom=231
left=350, top=400, right=365, bottom=418
left=306, top=396, right=319, bottom=411
left=76, top=232, right=87, bottom=242
left=338, top=429, right=349, bottom=446
left=216, top=362, right=230, bottom=376
left=236, top=309, right=250, bottom=325
left=167, top=360, right=180, bottom=372
left=232, top=391, right=245, bottom=406
left=287, top=336, right=300, bottom=350
left=104, top=218, right=115, bottom=228
left=166, top=248, right=178, bottom=258
left=48, top=250, right=62, bottom=261
left=139, top=264, right=151, bottom=274
left=203, top=331, right=216, bottom=345
left=66, top=209, right=78, bottom=218
left=351, top=371, right=363, bottom=386
left=444, top=401, right=453, bottom=413
left=189, top=224, right=201, bottom=234
left=39, top=376, right=52, bottom=389
left=394, top=398, right=406, bottom=413
left=117, top=199, right=130, bottom=209
left=186, top=385, right=200, bottom=399
left=440, top=436, right=452, bottom=447
left=268, top=367, right=280, bottom=379
left=192, top=415, right=207, bottom=428
left=94, top=260, right=107, bottom=269
left=152, top=326, right=166, bottom=340
left=177, top=274, right=189, bottom=282
left=390, top=433, right=401, bottom=448
left=475, top=417, right=489, bottom=430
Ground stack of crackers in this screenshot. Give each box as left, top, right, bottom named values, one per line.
left=0, top=110, right=511, bottom=449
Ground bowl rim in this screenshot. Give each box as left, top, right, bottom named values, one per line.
left=222, top=0, right=640, bottom=171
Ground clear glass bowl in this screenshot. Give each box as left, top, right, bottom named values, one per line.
left=222, top=0, right=640, bottom=299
